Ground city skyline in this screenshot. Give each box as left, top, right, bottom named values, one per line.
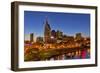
left=24, top=11, right=90, bottom=41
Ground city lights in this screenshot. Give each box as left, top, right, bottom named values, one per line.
left=24, top=17, right=90, bottom=61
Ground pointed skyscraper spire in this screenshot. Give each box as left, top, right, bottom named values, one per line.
left=45, top=16, right=51, bottom=30
left=45, top=16, right=48, bottom=24
left=44, top=16, right=51, bottom=43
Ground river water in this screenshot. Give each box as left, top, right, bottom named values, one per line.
left=49, top=49, right=90, bottom=60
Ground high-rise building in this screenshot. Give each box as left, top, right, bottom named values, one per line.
left=30, top=33, right=34, bottom=43
left=44, top=17, right=51, bottom=43
left=51, top=30, right=56, bottom=38
left=56, top=30, right=63, bottom=39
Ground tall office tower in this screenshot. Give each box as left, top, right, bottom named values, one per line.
left=51, top=30, right=56, bottom=38
left=30, top=33, right=34, bottom=43
left=44, top=17, right=51, bottom=43
left=56, top=30, right=63, bottom=39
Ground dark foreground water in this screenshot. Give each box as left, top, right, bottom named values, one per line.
left=49, top=49, right=90, bottom=60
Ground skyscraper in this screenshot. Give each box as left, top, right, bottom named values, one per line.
left=30, top=33, right=34, bottom=43
left=56, top=30, right=63, bottom=39
left=51, top=30, right=56, bottom=38
left=44, top=17, right=51, bottom=43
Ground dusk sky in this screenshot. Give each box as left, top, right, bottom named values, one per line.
left=24, top=11, right=90, bottom=40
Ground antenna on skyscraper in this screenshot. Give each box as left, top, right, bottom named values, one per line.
left=45, top=16, right=48, bottom=24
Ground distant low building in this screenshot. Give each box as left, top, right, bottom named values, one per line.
left=36, top=37, right=43, bottom=43
left=57, top=38, right=62, bottom=43
left=62, top=35, right=74, bottom=42
left=75, top=33, right=82, bottom=40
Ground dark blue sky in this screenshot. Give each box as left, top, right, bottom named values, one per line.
left=24, top=11, right=90, bottom=40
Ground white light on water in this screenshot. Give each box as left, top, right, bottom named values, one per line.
left=51, top=36, right=54, bottom=39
